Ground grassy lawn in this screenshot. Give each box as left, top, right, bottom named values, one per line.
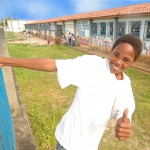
left=6, top=31, right=26, bottom=42
left=8, top=44, right=150, bottom=150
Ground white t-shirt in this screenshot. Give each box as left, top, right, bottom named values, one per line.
left=55, top=55, right=135, bottom=150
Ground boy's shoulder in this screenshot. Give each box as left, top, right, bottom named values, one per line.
left=80, top=54, right=105, bottom=61
left=122, top=72, right=131, bottom=83
left=78, top=55, right=107, bottom=69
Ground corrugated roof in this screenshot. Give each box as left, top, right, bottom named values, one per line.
left=30, top=3, right=150, bottom=24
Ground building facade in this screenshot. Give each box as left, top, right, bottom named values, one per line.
left=25, top=3, right=150, bottom=55
left=7, top=20, right=35, bottom=32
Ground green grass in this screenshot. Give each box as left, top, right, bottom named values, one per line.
left=8, top=44, right=150, bottom=150
left=6, top=31, right=26, bottom=41
left=99, top=68, right=150, bottom=150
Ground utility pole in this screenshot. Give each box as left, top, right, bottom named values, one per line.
left=3, top=18, right=6, bottom=33
left=0, top=0, right=6, bottom=33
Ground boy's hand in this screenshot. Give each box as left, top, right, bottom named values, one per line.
left=115, top=108, right=132, bottom=140
left=0, top=58, right=5, bottom=67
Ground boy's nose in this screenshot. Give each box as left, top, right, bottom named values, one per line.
left=115, top=59, right=122, bottom=66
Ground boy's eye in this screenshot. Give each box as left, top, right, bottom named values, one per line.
left=113, top=52, right=119, bottom=57
left=124, top=58, right=130, bottom=63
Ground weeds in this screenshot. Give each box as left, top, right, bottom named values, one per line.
left=8, top=44, right=150, bottom=150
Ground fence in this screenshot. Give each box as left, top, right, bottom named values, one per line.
left=0, top=68, right=16, bottom=150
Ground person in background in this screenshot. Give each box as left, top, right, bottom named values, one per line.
left=61, top=34, right=67, bottom=44
left=0, top=34, right=142, bottom=150
left=71, top=34, right=75, bottom=46
left=68, top=32, right=71, bottom=45
left=47, top=37, right=52, bottom=45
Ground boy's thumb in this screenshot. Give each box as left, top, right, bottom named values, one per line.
left=122, top=108, right=129, bottom=122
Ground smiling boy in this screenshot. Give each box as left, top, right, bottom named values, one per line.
left=0, top=34, right=142, bottom=150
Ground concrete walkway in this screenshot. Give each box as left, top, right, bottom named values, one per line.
left=0, top=27, right=36, bottom=150
left=8, top=36, right=48, bottom=45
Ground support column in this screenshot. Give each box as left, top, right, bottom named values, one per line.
left=49, top=23, right=51, bottom=37
left=39, top=24, right=42, bottom=37
left=37, top=24, right=40, bottom=37
left=113, top=17, right=118, bottom=42
left=62, top=21, right=65, bottom=35
left=89, top=19, right=93, bottom=50
left=54, top=22, right=57, bottom=37
left=44, top=24, right=46, bottom=40
left=73, top=20, right=78, bottom=46
left=3, top=18, right=6, bottom=34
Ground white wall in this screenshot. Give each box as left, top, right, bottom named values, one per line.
left=7, top=20, right=34, bottom=32
left=118, top=16, right=150, bottom=54
left=92, top=16, right=150, bottom=54
left=65, top=21, right=74, bottom=37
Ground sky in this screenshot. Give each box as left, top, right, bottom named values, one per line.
left=0, top=0, right=150, bottom=21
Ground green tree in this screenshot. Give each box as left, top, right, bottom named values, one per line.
left=7, top=15, right=11, bottom=20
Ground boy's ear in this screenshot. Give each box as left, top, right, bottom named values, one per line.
left=133, top=58, right=137, bottom=62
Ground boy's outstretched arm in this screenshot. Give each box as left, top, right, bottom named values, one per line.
left=115, top=108, right=132, bottom=141
left=0, top=57, right=57, bottom=72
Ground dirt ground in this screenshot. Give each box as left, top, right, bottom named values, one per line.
left=7, top=36, right=150, bottom=73
left=8, top=36, right=48, bottom=45
left=74, top=46, right=150, bottom=74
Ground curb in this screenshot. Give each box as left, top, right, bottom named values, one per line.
left=0, top=27, right=36, bottom=150
left=11, top=68, right=36, bottom=150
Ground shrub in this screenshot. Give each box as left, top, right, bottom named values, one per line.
left=54, top=37, right=61, bottom=46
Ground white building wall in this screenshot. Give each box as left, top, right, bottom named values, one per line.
left=92, top=16, right=150, bottom=54
left=118, top=16, right=150, bottom=54
left=65, top=21, right=74, bottom=37
left=93, top=18, right=114, bottom=22
left=7, top=20, right=34, bottom=32
left=92, top=19, right=114, bottom=51
left=56, top=22, right=63, bottom=25
left=26, top=14, right=150, bottom=54
left=118, top=16, right=149, bottom=35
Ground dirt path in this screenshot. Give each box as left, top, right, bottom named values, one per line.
left=8, top=36, right=48, bottom=45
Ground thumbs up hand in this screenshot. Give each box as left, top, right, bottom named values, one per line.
left=115, top=108, right=132, bottom=141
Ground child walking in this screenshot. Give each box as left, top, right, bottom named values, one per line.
left=0, top=34, right=142, bottom=150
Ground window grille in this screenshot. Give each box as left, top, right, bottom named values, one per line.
left=117, top=22, right=126, bottom=37
left=91, top=23, right=97, bottom=36
left=99, top=22, right=106, bottom=36
left=76, top=21, right=89, bottom=37
left=108, top=22, right=113, bottom=36
left=144, top=21, right=150, bottom=40
left=129, top=21, right=141, bottom=37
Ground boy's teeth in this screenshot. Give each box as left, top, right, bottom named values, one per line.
left=113, top=64, right=119, bottom=70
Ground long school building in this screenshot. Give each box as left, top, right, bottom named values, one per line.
left=25, top=3, right=150, bottom=55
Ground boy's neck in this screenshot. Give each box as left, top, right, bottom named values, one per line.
left=115, top=72, right=123, bottom=80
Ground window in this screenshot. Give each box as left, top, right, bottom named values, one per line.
left=91, top=23, right=97, bottom=36
left=76, top=21, right=90, bottom=37
left=41, top=24, right=45, bottom=30
left=57, top=25, right=62, bottom=37
left=129, top=21, right=141, bottom=37
left=108, top=22, right=113, bottom=36
left=45, top=24, right=50, bottom=31
left=57, top=25, right=62, bottom=30
left=26, top=25, right=31, bottom=30
left=98, top=22, right=106, bottom=36
left=43, top=24, right=46, bottom=31
left=35, top=25, right=37, bottom=29
left=144, top=21, right=150, bottom=40
left=50, top=24, right=55, bottom=31
left=117, top=22, right=126, bottom=37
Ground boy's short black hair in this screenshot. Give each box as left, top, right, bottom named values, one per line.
left=112, top=34, right=142, bottom=61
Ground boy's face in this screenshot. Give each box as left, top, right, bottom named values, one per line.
left=109, top=42, right=135, bottom=74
